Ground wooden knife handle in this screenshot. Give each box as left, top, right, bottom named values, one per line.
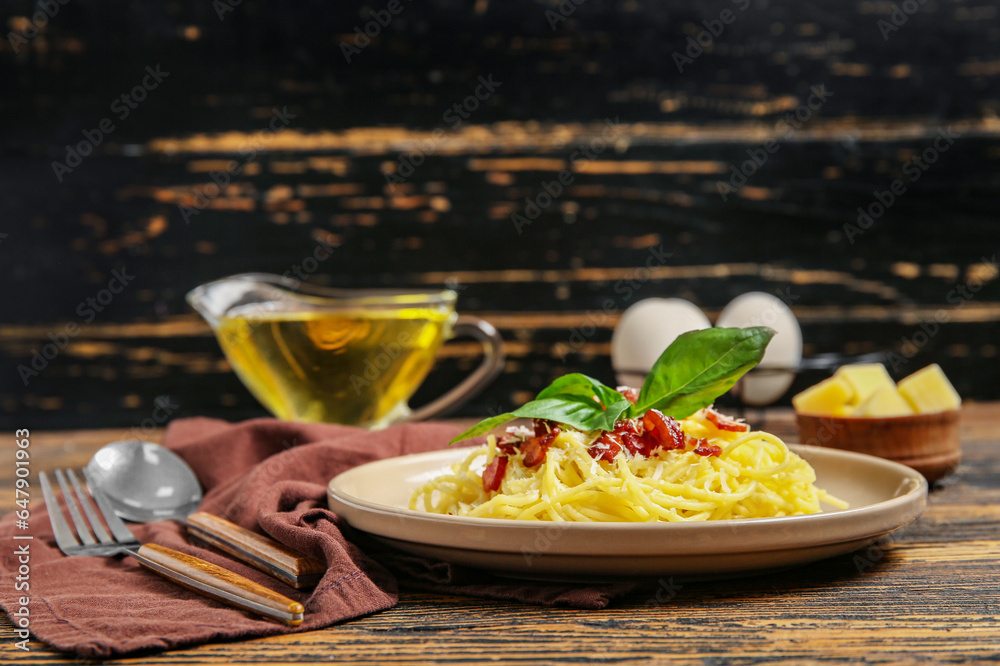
left=185, top=511, right=326, bottom=589
left=136, top=543, right=304, bottom=626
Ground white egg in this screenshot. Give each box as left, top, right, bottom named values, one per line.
left=612, top=298, right=712, bottom=388
left=715, top=291, right=802, bottom=406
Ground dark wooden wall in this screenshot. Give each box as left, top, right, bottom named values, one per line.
left=2, top=0, right=999, bottom=430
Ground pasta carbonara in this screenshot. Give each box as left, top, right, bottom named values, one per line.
left=410, top=406, right=846, bottom=522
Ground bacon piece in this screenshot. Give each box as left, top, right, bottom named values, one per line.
left=693, top=443, right=723, bottom=457
left=482, top=454, right=508, bottom=491
left=533, top=418, right=558, bottom=437
left=614, top=418, right=640, bottom=436
left=616, top=386, right=640, bottom=405
left=522, top=437, right=548, bottom=467
left=587, top=432, right=622, bottom=462
left=619, top=431, right=646, bottom=456
left=607, top=418, right=645, bottom=455
left=522, top=427, right=560, bottom=467
left=496, top=435, right=519, bottom=455
left=704, top=407, right=750, bottom=432
left=642, top=409, right=685, bottom=452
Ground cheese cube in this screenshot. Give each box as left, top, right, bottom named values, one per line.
left=792, top=376, right=854, bottom=414
left=898, top=364, right=962, bottom=413
left=856, top=385, right=915, bottom=417
left=831, top=404, right=856, bottom=417
left=834, top=363, right=896, bottom=406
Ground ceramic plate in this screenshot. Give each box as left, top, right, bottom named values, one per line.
left=328, top=445, right=927, bottom=578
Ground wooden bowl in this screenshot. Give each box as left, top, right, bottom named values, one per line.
left=795, top=410, right=961, bottom=483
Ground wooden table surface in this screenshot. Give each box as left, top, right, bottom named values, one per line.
left=2, top=405, right=999, bottom=664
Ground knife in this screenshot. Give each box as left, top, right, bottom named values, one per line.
left=184, top=511, right=326, bottom=589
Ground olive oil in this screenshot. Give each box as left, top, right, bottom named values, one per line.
left=216, top=305, right=453, bottom=427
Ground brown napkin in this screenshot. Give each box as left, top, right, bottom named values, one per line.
left=0, top=418, right=637, bottom=658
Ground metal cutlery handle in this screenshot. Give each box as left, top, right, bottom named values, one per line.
left=134, top=543, right=305, bottom=626
left=184, top=511, right=325, bottom=589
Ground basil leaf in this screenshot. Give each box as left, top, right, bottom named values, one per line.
left=513, top=396, right=631, bottom=432
left=450, top=327, right=773, bottom=445
left=449, top=375, right=632, bottom=444
left=630, top=326, right=774, bottom=419
left=536, top=373, right=624, bottom=409
left=448, top=412, right=518, bottom=444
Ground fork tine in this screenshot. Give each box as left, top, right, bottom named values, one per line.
left=55, top=469, right=96, bottom=546
left=82, top=468, right=138, bottom=545
left=45, top=471, right=303, bottom=625
left=66, top=469, right=114, bottom=545
left=39, top=471, right=81, bottom=551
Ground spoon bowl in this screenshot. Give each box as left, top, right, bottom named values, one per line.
left=85, top=440, right=202, bottom=523
left=85, top=439, right=325, bottom=588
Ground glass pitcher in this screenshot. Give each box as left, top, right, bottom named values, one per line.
left=187, top=273, right=504, bottom=429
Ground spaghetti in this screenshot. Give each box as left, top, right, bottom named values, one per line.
left=410, top=408, right=847, bottom=522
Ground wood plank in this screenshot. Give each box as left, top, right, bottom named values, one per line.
left=2, top=406, right=999, bottom=662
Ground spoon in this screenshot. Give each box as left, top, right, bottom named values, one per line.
left=85, top=440, right=324, bottom=588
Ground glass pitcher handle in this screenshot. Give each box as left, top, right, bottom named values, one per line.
left=405, top=315, right=505, bottom=422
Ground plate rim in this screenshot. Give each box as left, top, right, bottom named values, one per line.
left=327, top=443, right=928, bottom=556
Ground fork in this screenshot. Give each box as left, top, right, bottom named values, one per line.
left=39, top=468, right=304, bottom=626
